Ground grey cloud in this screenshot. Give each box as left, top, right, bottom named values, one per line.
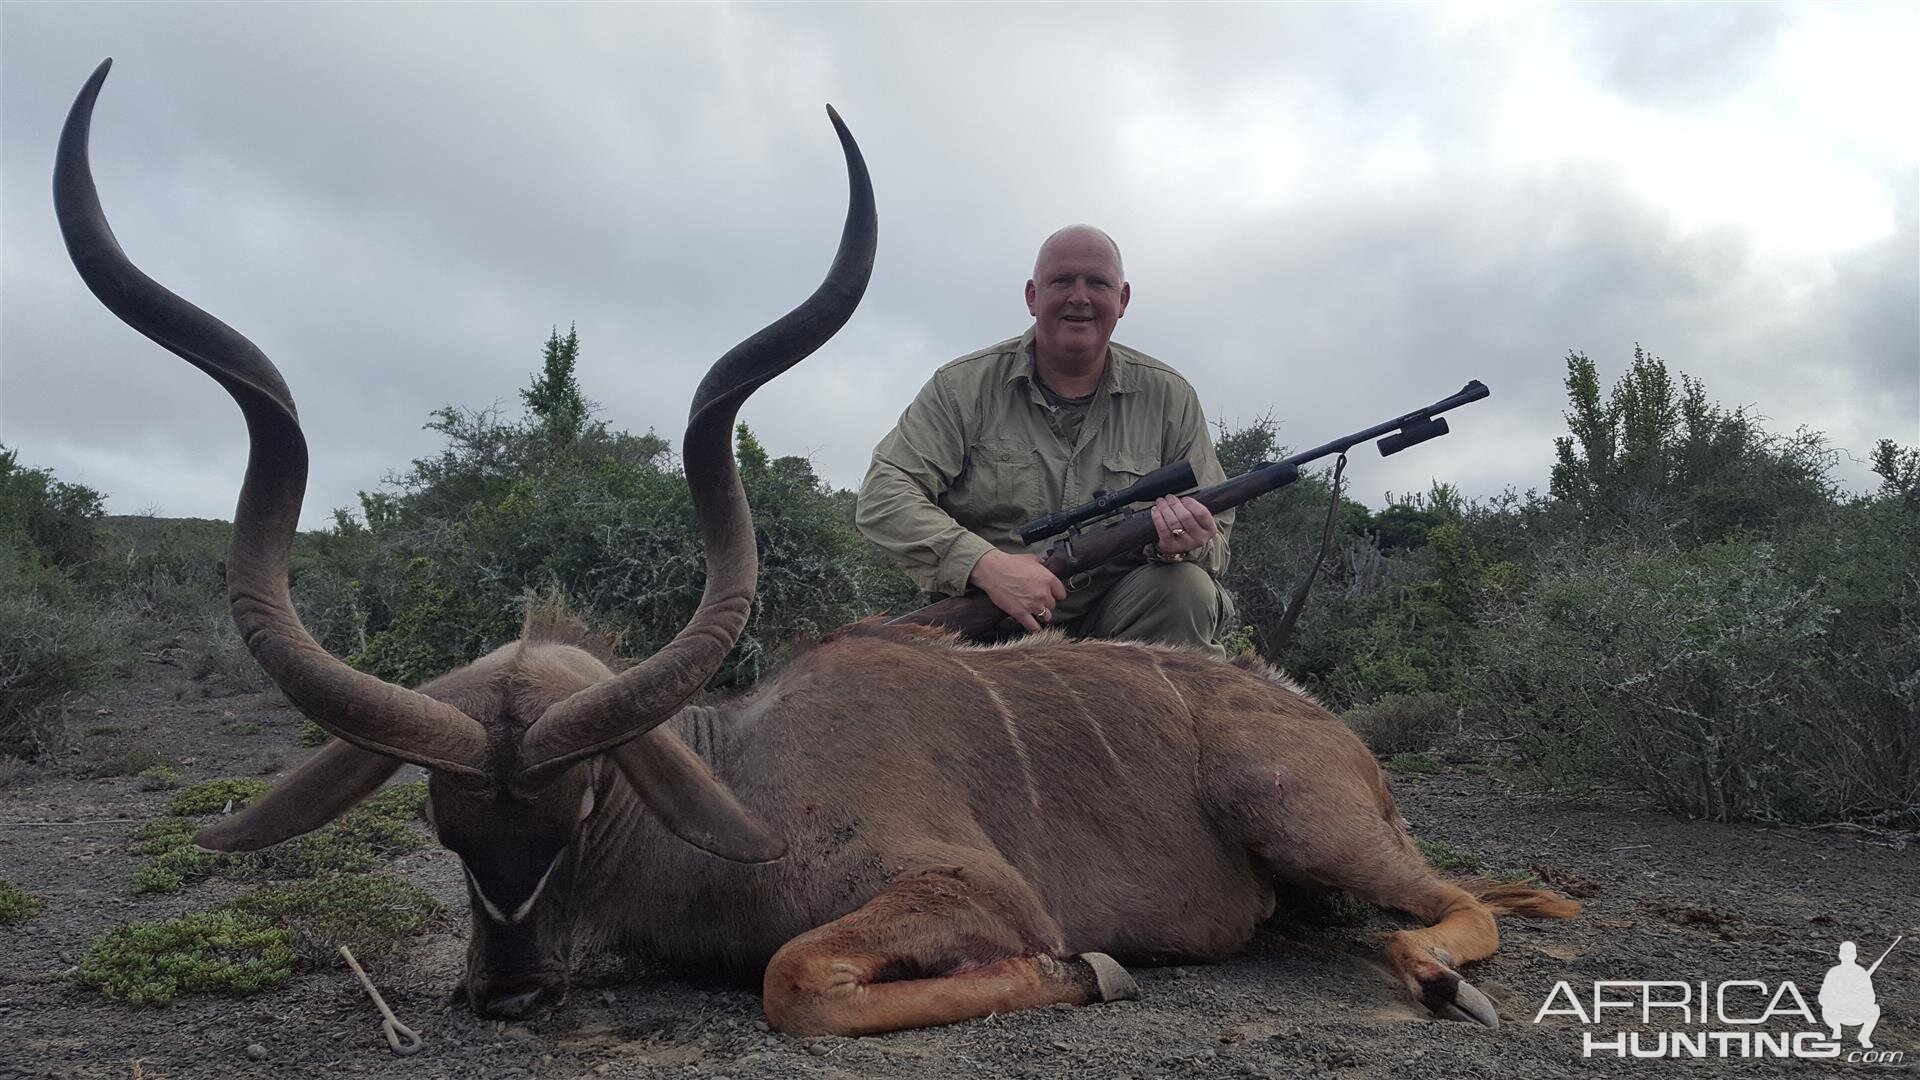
left=1568, top=3, right=1788, bottom=109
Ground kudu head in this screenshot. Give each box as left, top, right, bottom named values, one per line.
left=55, top=59, right=876, bottom=1019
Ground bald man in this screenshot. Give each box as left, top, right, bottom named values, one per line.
left=857, top=226, right=1235, bottom=655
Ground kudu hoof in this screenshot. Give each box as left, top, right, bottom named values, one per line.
left=1079, top=952, right=1139, bottom=1002
left=1427, top=974, right=1499, bottom=1029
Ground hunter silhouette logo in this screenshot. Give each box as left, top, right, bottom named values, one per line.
left=1821, top=938, right=1899, bottom=1049
left=1533, top=935, right=1905, bottom=1064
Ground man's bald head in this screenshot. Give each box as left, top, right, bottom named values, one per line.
left=1026, top=225, right=1131, bottom=375
left=1034, top=225, right=1124, bottom=281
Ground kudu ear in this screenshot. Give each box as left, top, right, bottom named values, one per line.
left=194, top=740, right=405, bottom=852
left=608, top=730, right=786, bottom=864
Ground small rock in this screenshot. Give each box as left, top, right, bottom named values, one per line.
left=593, top=1065, right=611, bottom=1075
left=1051, top=1040, right=1072, bottom=1052
left=751, top=1019, right=770, bottom=1033
left=96, top=707, right=113, bottom=716
left=806, top=1042, right=832, bottom=1057
left=601, top=991, right=616, bottom=1005
left=244, top=1044, right=267, bottom=1061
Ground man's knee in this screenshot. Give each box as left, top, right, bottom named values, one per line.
left=1080, top=562, right=1229, bottom=651
left=1137, top=561, right=1220, bottom=617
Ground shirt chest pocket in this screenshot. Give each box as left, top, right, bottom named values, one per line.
left=1098, top=451, right=1162, bottom=499
left=960, top=440, right=1042, bottom=525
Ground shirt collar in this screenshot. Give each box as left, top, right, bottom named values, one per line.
left=1006, top=326, right=1138, bottom=394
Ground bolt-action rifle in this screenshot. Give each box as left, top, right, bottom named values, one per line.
left=886, top=380, right=1492, bottom=641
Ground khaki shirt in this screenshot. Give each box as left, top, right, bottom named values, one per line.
left=857, top=328, right=1233, bottom=596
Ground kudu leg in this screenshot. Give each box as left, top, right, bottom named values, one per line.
left=1210, top=738, right=1576, bottom=1029
left=1261, top=823, right=1510, bottom=1026
left=761, top=865, right=1136, bottom=1036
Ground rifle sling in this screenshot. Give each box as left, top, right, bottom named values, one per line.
left=1267, top=452, right=1347, bottom=653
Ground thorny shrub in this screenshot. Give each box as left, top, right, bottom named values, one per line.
left=1474, top=539, right=1913, bottom=825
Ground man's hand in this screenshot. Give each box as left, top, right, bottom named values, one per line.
left=969, top=549, right=1068, bottom=634
left=1150, top=495, right=1216, bottom=557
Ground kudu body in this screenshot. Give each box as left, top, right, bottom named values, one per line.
left=57, top=61, right=1575, bottom=1037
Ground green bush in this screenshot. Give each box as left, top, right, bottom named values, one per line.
left=0, top=445, right=104, bottom=569
left=289, top=565, right=368, bottom=659
left=169, top=778, right=270, bottom=815
left=188, top=614, right=273, bottom=695
left=1477, top=541, right=1844, bottom=822
left=93, top=516, right=231, bottom=627
left=137, top=764, right=180, bottom=791
left=335, top=410, right=914, bottom=688
left=1343, top=693, right=1456, bottom=756
left=74, top=909, right=295, bottom=1006
left=0, top=546, right=121, bottom=757
left=129, top=817, right=248, bottom=894
left=77, top=871, right=439, bottom=1005
left=231, top=875, right=439, bottom=963
left=285, top=330, right=915, bottom=688
left=90, top=746, right=172, bottom=779
left=0, top=879, right=48, bottom=924
left=133, top=781, right=426, bottom=893
left=1548, top=347, right=1834, bottom=545
left=1387, top=752, right=1444, bottom=776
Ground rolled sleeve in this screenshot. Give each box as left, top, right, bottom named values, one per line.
left=855, top=375, right=996, bottom=596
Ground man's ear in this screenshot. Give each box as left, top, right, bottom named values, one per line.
left=1026, top=278, right=1039, bottom=315
left=1117, top=281, right=1130, bottom=317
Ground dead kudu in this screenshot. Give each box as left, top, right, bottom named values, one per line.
left=56, top=61, right=1576, bottom=1036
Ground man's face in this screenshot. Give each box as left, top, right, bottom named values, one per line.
left=1026, top=231, right=1129, bottom=367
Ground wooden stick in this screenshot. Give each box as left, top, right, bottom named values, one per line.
left=338, top=945, right=423, bottom=1056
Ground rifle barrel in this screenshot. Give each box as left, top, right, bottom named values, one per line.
left=1265, top=380, right=1488, bottom=471
left=1867, top=935, right=1903, bottom=977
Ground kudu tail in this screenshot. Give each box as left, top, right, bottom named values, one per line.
left=1466, top=881, right=1582, bottom=920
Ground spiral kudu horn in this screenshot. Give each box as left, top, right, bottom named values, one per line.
left=55, top=60, right=484, bottom=777
left=518, top=106, right=877, bottom=781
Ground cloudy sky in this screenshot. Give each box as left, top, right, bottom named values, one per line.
left=3, top=3, right=1914, bottom=530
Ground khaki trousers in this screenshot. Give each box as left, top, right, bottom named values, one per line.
left=1052, top=561, right=1235, bottom=659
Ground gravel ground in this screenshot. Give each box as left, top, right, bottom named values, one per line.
left=1, top=660, right=1914, bottom=1079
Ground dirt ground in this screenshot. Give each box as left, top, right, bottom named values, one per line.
left=1, top=658, right=1914, bottom=1080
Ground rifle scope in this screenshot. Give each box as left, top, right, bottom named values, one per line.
left=1018, top=459, right=1197, bottom=545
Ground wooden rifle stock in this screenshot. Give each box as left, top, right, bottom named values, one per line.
left=884, top=380, right=1489, bottom=640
